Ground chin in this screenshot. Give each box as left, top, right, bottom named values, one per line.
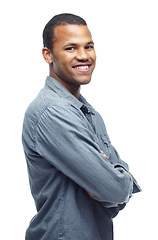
left=81, top=80, right=91, bottom=85
left=77, top=77, right=92, bottom=85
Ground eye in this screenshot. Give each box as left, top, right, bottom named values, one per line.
left=65, top=47, right=76, bottom=51
left=85, top=45, right=94, bottom=50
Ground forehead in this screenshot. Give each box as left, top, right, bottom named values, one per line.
left=53, top=24, right=92, bottom=46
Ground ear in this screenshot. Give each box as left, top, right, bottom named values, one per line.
left=42, top=47, right=54, bottom=64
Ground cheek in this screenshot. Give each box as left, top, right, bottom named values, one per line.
left=53, top=59, right=72, bottom=79
left=53, top=51, right=76, bottom=76
left=55, top=54, right=73, bottom=69
left=91, top=51, right=96, bottom=62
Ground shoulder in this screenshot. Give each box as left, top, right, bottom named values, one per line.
left=24, top=86, right=71, bottom=123
left=22, top=87, right=79, bottom=149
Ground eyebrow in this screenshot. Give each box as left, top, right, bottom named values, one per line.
left=64, top=41, right=94, bottom=48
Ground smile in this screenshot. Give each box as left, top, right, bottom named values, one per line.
left=73, top=65, right=91, bottom=73
left=75, top=66, right=89, bottom=70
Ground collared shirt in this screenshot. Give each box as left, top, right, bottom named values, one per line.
left=22, top=76, right=141, bottom=240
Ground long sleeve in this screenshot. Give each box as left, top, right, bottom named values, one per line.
left=32, top=104, right=139, bottom=208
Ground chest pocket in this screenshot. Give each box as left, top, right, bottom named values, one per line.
left=99, top=134, right=111, bottom=159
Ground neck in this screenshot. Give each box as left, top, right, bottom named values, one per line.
left=49, top=68, right=81, bottom=99
left=68, top=85, right=81, bottom=99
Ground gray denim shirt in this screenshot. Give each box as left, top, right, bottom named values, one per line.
left=22, top=76, right=141, bottom=240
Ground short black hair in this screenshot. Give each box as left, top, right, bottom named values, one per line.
left=43, top=13, right=87, bottom=51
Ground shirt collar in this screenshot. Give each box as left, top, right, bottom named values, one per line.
left=45, top=76, right=95, bottom=114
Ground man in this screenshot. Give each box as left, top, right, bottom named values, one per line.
left=22, top=13, right=141, bottom=240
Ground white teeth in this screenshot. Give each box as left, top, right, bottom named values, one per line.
left=76, top=66, right=89, bottom=70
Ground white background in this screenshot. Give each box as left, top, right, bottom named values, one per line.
left=1, top=0, right=158, bottom=239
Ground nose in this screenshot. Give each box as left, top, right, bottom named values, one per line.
left=76, top=48, right=89, bottom=61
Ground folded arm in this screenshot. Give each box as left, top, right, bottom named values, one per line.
left=35, top=105, right=141, bottom=208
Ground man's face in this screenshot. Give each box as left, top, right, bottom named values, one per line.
left=51, top=24, right=96, bottom=87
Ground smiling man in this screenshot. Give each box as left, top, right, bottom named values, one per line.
left=42, top=23, right=96, bottom=98
left=22, top=13, right=141, bottom=240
